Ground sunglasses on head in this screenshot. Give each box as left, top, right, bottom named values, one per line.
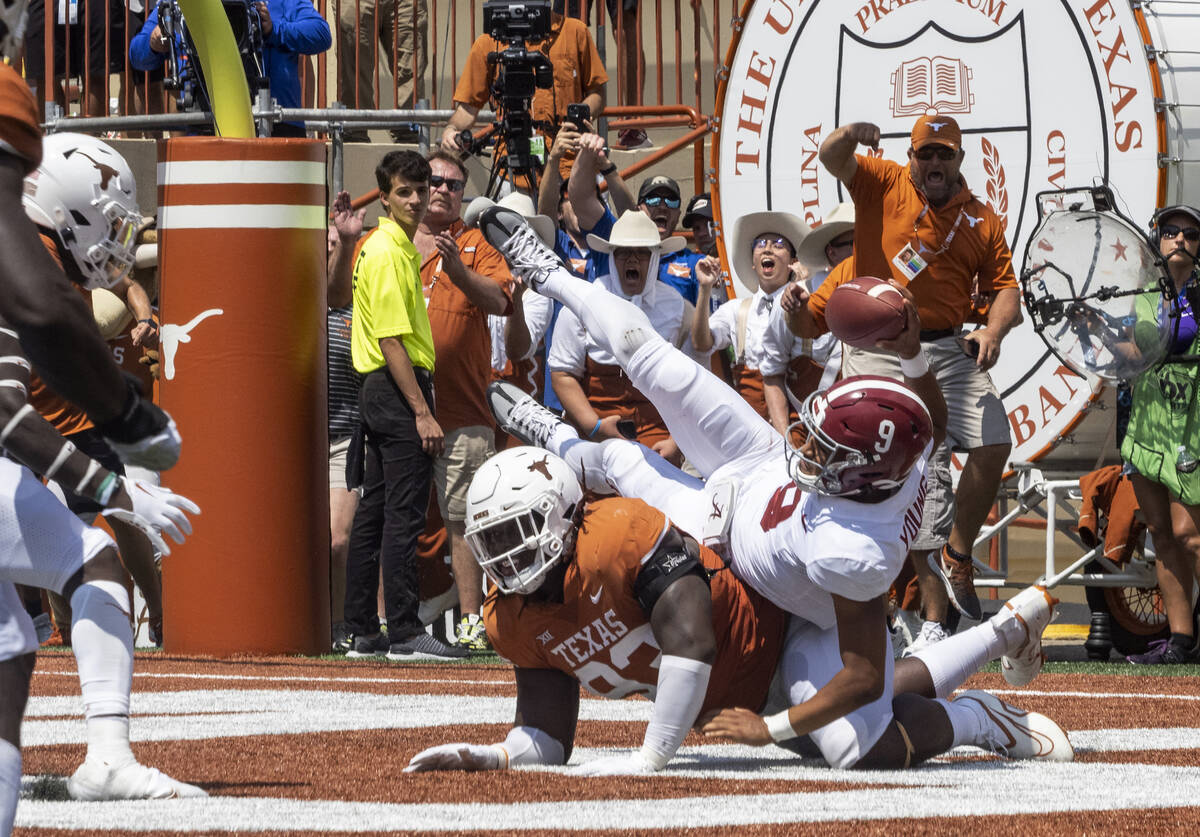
left=429, top=175, right=466, bottom=192
left=753, top=236, right=791, bottom=250
left=642, top=195, right=681, bottom=208
left=914, top=146, right=957, bottom=161
left=1159, top=224, right=1200, bottom=242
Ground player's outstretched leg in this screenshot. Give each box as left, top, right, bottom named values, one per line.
left=65, top=549, right=207, bottom=800
left=479, top=206, right=779, bottom=477
left=488, top=381, right=708, bottom=535
left=895, top=584, right=1058, bottom=699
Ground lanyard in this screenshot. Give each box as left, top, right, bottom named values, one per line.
left=912, top=204, right=966, bottom=258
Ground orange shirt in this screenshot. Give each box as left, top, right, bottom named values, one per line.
left=419, top=221, right=513, bottom=432
left=484, top=497, right=786, bottom=716
left=845, top=155, right=1016, bottom=331
left=0, top=63, right=42, bottom=173
left=453, top=15, right=607, bottom=130
left=805, top=258, right=856, bottom=335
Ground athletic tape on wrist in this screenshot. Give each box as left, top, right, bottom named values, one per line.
left=899, top=352, right=929, bottom=378
left=765, top=710, right=797, bottom=743
left=93, top=472, right=119, bottom=506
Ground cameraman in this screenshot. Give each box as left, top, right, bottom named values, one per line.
left=439, top=6, right=606, bottom=180
left=130, top=0, right=331, bottom=136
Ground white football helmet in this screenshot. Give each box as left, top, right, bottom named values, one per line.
left=0, top=0, right=28, bottom=63
left=465, top=447, right=583, bottom=596
left=23, top=132, right=142, bottom=290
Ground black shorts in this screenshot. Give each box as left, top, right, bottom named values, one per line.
left=23, top=0, right=128, bottom=79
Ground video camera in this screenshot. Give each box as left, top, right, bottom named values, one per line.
left=156, top=0, right=266, bottom=119
left=479, top=0, right=554, bottom=174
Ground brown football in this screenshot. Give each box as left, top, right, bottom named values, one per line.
left=825, top=277, right=907, bottom=349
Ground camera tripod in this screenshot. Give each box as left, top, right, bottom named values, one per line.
left=460, top=116, right=553, bottom=200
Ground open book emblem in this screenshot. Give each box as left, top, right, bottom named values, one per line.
left=890, top=56, right=974, bottom=117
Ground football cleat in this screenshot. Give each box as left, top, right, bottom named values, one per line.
left=991, top=584, right=1057, bottom=686
left=488, top=380, right=566, bottom=449
left=455, top=614, right=492, bottom=654
left=953, top=690, right=1073, bottom=762
left=67, top=757, right=208, bottom=800
left=478, top=205, right=563, bottom=292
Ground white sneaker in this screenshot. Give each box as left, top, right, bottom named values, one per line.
left=990, top=584, right=1057, bottom=686
left=953, top=690, right=1073, bottom=762
left=478, top=205, right=562, bottom=291
left=488, top=381, right=566, bottom=448
left=68, top=757, right=208, bottom=800
left=901, top=620, right=949, bottom=658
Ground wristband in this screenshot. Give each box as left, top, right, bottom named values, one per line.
left=93, top=472, right=119, bottom=506
left=599, top=163, right=618, bottom=176
left=899, top=352, right=929, bottom=378
left=764, top=710, right=797, bottom=743
left=138, top=318, right=159, bottom=330
left=588, top=419, right=603, bottom=438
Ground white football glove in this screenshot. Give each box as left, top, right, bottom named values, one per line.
left=569, top=751, right=658, bottom=777
left=105, top=417, right=182, bottom=471
left=404, top=743, right=504, bottom=773
left=101, top=476, right=200, bottom=556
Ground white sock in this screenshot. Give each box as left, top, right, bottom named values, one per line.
left=935, top=697, right=985, bottom=748
left=909, top=620, right=1006, bottom=699
left=69, top=579, right=135, bottom=764
left=0, top=738, right=19, bottom=836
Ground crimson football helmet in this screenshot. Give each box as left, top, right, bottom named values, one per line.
left=465, top=447, right=583, bottom=595
left=786, top=375, right=932, bottom=501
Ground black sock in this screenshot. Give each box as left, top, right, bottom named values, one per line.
left=943, top=543, right=972, bottom=563
left=1169, top=632, right=1195, bottom=650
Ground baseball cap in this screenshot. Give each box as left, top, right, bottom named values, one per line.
left=682, top=193, right=713, bottom=226
left=637, top=175, right=681, bottom=203
left=1153, top=204, right=1200, bottom=230
left=911, top=114, right=961, bottom=151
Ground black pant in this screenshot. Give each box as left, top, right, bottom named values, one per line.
left=343, top=367, right=434, bottom=641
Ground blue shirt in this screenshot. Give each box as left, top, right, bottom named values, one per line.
left=130, top=0, right=331, bottom=122
left=658, top=248, right=704, bottom=304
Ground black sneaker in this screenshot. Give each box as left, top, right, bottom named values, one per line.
left=387, top=632, right=469, bottom=661
left=331, top=622, right=352, bottom=654
left=1126, top=638, right=1200, bottom=664
left=477, top=205, right=563, bottom=291
left=346, top=632, right=389, bottom=658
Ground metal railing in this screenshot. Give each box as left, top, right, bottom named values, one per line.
left=17, top=0, right=740, bottom=137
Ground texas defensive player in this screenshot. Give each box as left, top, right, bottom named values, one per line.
left=407, top=446, right=788, bottom=775
left=1, top=32, right=205, bottom=827
left=407, top=448, right=1073, bottom=776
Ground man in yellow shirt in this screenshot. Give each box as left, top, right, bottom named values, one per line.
left=346, top=149, right=466, bottom=661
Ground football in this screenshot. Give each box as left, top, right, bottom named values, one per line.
left=824, top=276, right=908, bottom=349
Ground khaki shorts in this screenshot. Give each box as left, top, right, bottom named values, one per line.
left=912, top=443, right=954, bottom=551
left=434, top=425, right=496, bottom=522
left=329, top=436, right=352, bottom=493
left=842, top=335, right=1010, bottom=450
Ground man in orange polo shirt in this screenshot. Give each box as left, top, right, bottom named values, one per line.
left=788, top=115, right=1021, bottom=633
left=413, top=150, right=513, bottom=652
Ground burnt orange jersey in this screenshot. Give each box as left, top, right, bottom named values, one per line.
left=484, top=497, right=786, bottom=716
left=0, top=63, right=41, bottom=174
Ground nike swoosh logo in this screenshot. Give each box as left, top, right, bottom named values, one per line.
left=589, top=587, right=603, bottom=604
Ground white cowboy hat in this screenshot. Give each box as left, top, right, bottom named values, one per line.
left=796, top=202, right=856, bottom=270
left=729, top=210, right=812, bottom=293
left=463, top=193, right=557, bottom=248
left=586, top=210, right=686, bottom=254
left=92, top=288, right=132, bottom=340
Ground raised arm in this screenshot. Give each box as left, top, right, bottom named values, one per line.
left=818, top=122, right=880, bottom=188
left=327, top=190, right=364, bottom=308
left=567, top=134, right=609, bottom=232
left=690, top=257, right=723, bottom=353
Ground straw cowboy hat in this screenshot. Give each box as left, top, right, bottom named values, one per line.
left=463, top=193, right=557, bottom=247
left=586, top=209, right=686, bottom=254
left=729, top=210, right=811, bottom=293
left=796, top=202, right=856, bottom=270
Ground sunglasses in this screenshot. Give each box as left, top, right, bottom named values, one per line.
left=753, top=236, right=792, bottom=250
left=429, top=175, right=466, bottom=192
left=1159, top=224, right=1200, bottom=242
left=642, top=195, right=681, bottom=208
left=828, top=235, right=855, bottom=250
left=914, top=146, right=957, bottom=161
